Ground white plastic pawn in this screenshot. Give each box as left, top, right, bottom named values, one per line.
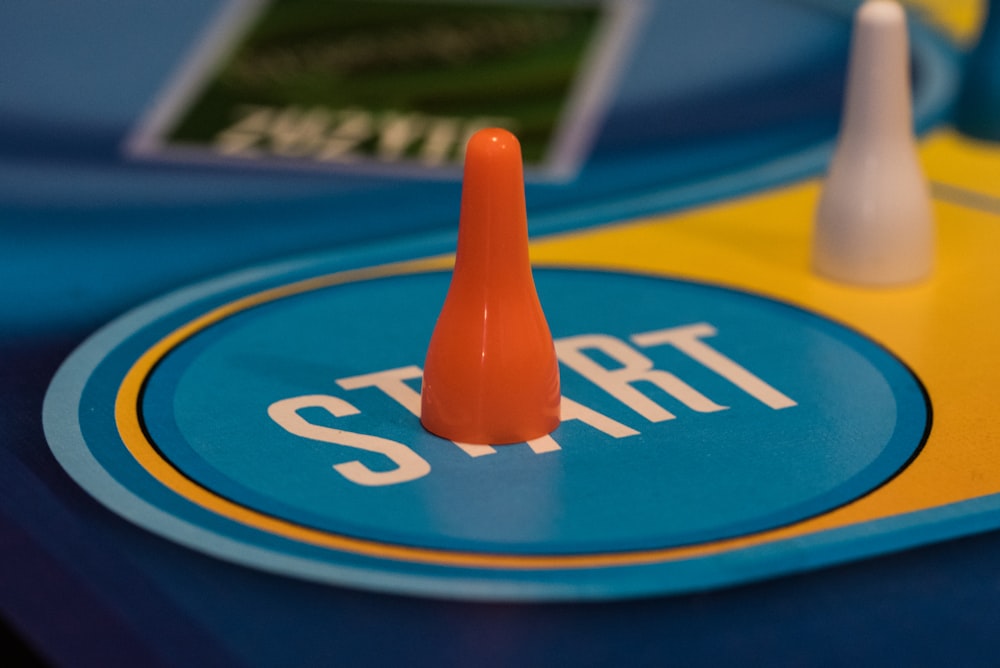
left=813, top=0, right=934, bottom=286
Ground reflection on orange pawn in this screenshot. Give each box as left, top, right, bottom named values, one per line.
left=420, top=128, right=561, bottom=445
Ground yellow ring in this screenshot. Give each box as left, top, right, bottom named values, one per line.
left=115, top=258, right=805, bottom=570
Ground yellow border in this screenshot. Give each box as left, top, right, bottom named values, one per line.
left=114, top=255, right=907, bottom=571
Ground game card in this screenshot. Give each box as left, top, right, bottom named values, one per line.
left=127, top=0, right=644, bottom=179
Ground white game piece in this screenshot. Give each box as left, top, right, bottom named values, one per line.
left=813, top=0, right=934, bottom=286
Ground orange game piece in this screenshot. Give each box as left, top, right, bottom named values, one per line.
left=420, top=128, right=561, bottom=445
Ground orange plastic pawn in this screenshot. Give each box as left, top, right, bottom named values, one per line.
left=420, top=128, right=561, bottom=445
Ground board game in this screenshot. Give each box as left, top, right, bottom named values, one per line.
left=3, top=0, right=1000, bottom=664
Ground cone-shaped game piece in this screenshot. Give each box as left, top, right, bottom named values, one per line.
left=420, top=128, right=561, bottom=445
left=956, top=0, right=1000, bottom=140
left=813, top=0, right=934, bottom=286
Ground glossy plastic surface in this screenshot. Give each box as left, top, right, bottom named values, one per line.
left=421, top=129, right=561, bottom=444
left=813, top=0, right=935, bottom=286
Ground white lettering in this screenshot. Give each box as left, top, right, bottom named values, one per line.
left=377, top=112, right=427, bottom=161
left=632, top=324, right=796, bottom=409
left=419, top=118, right=460, bottom=166
left=266, top=323, right=793, bottom=486
left=317, top=108, right=374, bottom=162
left=214, top=105, right=272, bottom=156
left=560, top=396, right=638, bottom=438
left=269, top=107, right=330, bottom=157
left=267, top=394, right=430, bottom=486
left=555, top=334, right=727, bottom=422
left=526, top=435, right=562, bottom=453
left=336, top=366, right=496, bottom=457
left=212, top=105, right=515, bottom=167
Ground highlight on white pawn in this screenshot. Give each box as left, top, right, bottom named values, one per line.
left=812, top=0, right=935, bottom=287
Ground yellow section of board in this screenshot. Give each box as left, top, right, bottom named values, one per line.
left=901, top=0, right=985, bottom=43
left=924, top=130, right=1000, bottom=202
left=528, top=130, right=1000, bottom=547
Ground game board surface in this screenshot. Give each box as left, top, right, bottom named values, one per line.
left=4, top=0, right=1000, bottom=664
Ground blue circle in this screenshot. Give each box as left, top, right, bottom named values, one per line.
left=140, top=268, right=927, bottom=555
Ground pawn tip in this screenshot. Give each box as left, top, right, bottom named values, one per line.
left=465, top=127, right=520, bottom=159
left=858, top=0, right=905, bottom=25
